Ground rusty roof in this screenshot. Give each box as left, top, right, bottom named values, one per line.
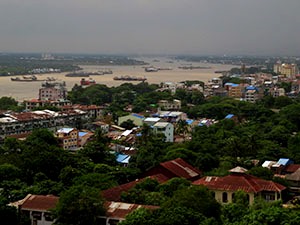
left=104, top=201, right=158, bottom=219
left=284, top=164, right=300, bottom=174
left=102, top=174, right=169, bottom=202
left=193, top=173, right=286, bottom=193
left=20, top=194, right=59, bottom=211
left=160, top=158, right=202, bottom=179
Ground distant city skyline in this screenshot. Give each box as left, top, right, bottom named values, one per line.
left=1, top=0, right=300, bottom=56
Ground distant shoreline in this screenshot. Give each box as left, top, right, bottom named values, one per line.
left=0, top=59, right=234, bottom=101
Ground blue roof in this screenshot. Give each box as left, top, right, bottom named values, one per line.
left=224, top=82, right=234, bottom=86
left=132, top=113, right=144, bottom=119
left=246, top=86, right=257, bottom=90
left=79, top=132, right=87, bottom=137
left=116, top=154, right=131, bottom=164
left=231, top=84, right=239, bottom=87
left=225, top=114, right=235, bottom=119
left=186, top=119, right=194, bottom=125
left=277, top=158, right=293, bottom=166
left=136, top=133, right=142, bottom=137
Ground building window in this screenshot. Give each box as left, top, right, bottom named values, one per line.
left=265, top=194, right=275, bottom=201
left=44, top=212, right=54, bottom=221
left=222, top=192, right=228, bottom=203
left=211, top=191, right=215, bottom=198
left=32, top=211, right=42, bottom=220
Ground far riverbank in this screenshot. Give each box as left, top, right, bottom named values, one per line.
left=0, top=57, right=234, bottom=101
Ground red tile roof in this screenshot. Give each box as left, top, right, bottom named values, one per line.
left=20, top=194, right=59, bottom=211
left=193, top=172, right=286, bottom=193
left=160, top=158, right=202, bottom=179
left=104, top=201, right=159, bottom=219
left=102, top=174, right=169, bottom=202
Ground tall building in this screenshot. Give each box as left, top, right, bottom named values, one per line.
left=273, top=63, right=299, bottom=78
left=39, top=82, right=67, bottom=101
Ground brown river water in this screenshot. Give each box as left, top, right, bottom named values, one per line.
left=0, top=57, right=234, bottom=101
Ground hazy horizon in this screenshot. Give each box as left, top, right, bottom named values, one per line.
left=1, top=0, right=300, bottom=56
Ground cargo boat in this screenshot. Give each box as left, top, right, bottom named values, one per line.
left=113, top=75, right=147, bottom=81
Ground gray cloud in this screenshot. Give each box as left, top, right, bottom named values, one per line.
left=0, top=0, right=300, bottom=55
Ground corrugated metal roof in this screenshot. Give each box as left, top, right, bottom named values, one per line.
left=102, top=174, right=169, bottom=202
left=131, top=113, right=144, bottom=119
left=116, top=154, right=131, bottom=164
left=262, top=161, right=277, bottom=168
left=277, top=158, right=292, bottom=166
left=20, top=194, right=59, bottom=211
left=104, top=201, right=159, bottom=219
left=186, top=119, right=194, bottom=125
left=225, top=114, right=234, bottom=119
left=160, top=158, right=202, bottom=179
left=121, top=130, right=133, bottom=137
left=144, top=117, right=161, bottom=122
left=57, top=128, right=74, bottom=133
left=153, top=122, right=170, bottom=128
left=193, top=173, right=286, bottom=193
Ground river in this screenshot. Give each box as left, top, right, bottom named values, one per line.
left=0, top=57, right=234, bottom=101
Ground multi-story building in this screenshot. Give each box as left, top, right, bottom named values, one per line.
left=271, top=88, right=285, bottom=97
left=225, top=83, right=243, bottom=99
left=158, top=99, right=181, bottom=110
left=39, top=82, right=67, bottom=101
left=24, top=99, right=71, bottom=111
left=61, top=104, right=104, bottom=119
left=244, top=86, right=261, bottom=103
left=274, top=63, right=299, bottom=79
left=0, top=109, right=89, bottom=138
left=56, top=127, right=79, bottom=150
left=152, top=122, right=174, bottom=142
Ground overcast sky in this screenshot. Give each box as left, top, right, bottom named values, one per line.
left=1, top=0, right=300, bottom=56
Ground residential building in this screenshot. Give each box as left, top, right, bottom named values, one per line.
left=11, top=194, right=59, bottom=225
left=225, top=83, right=243, bottom=98
left=152, top=122, right=174, bottom=142
left=12, top=194, right=158, bottom=225
left=193, top=166, right=286, bottom=205
left=244, top=86, right=261, bottom=103
left=56, top=128, right=79, bottom=150
left=92, top=121, right=110, bottom=133
left=143, top=158, right=202, bottom=181
left=99, top=201, right=159, bottom=225
left=273, top=63, right=299, bottom=78
left=143, top=117, right=161, bottom=126
left=78, top=130, right=94, bottom=147
left=0, top=109, right=89, bottom=138
left=61, top=104, right=104, bottom=119
left=271, top=87, right=285, bottom=97
left=102, top=174, right=170, bottom=202
left=118, top=114, right=145, bottom=127
left=285, top=168, right=300, bottom=193
left=158, top=99, right=181, bottom=110
left=39, top=82, right=67, bottom=101
left=153, top=110, right=187, bottom=123
left=102, top=158, right=201, bottom=202
left=24, top=99, right=71, bottom=111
